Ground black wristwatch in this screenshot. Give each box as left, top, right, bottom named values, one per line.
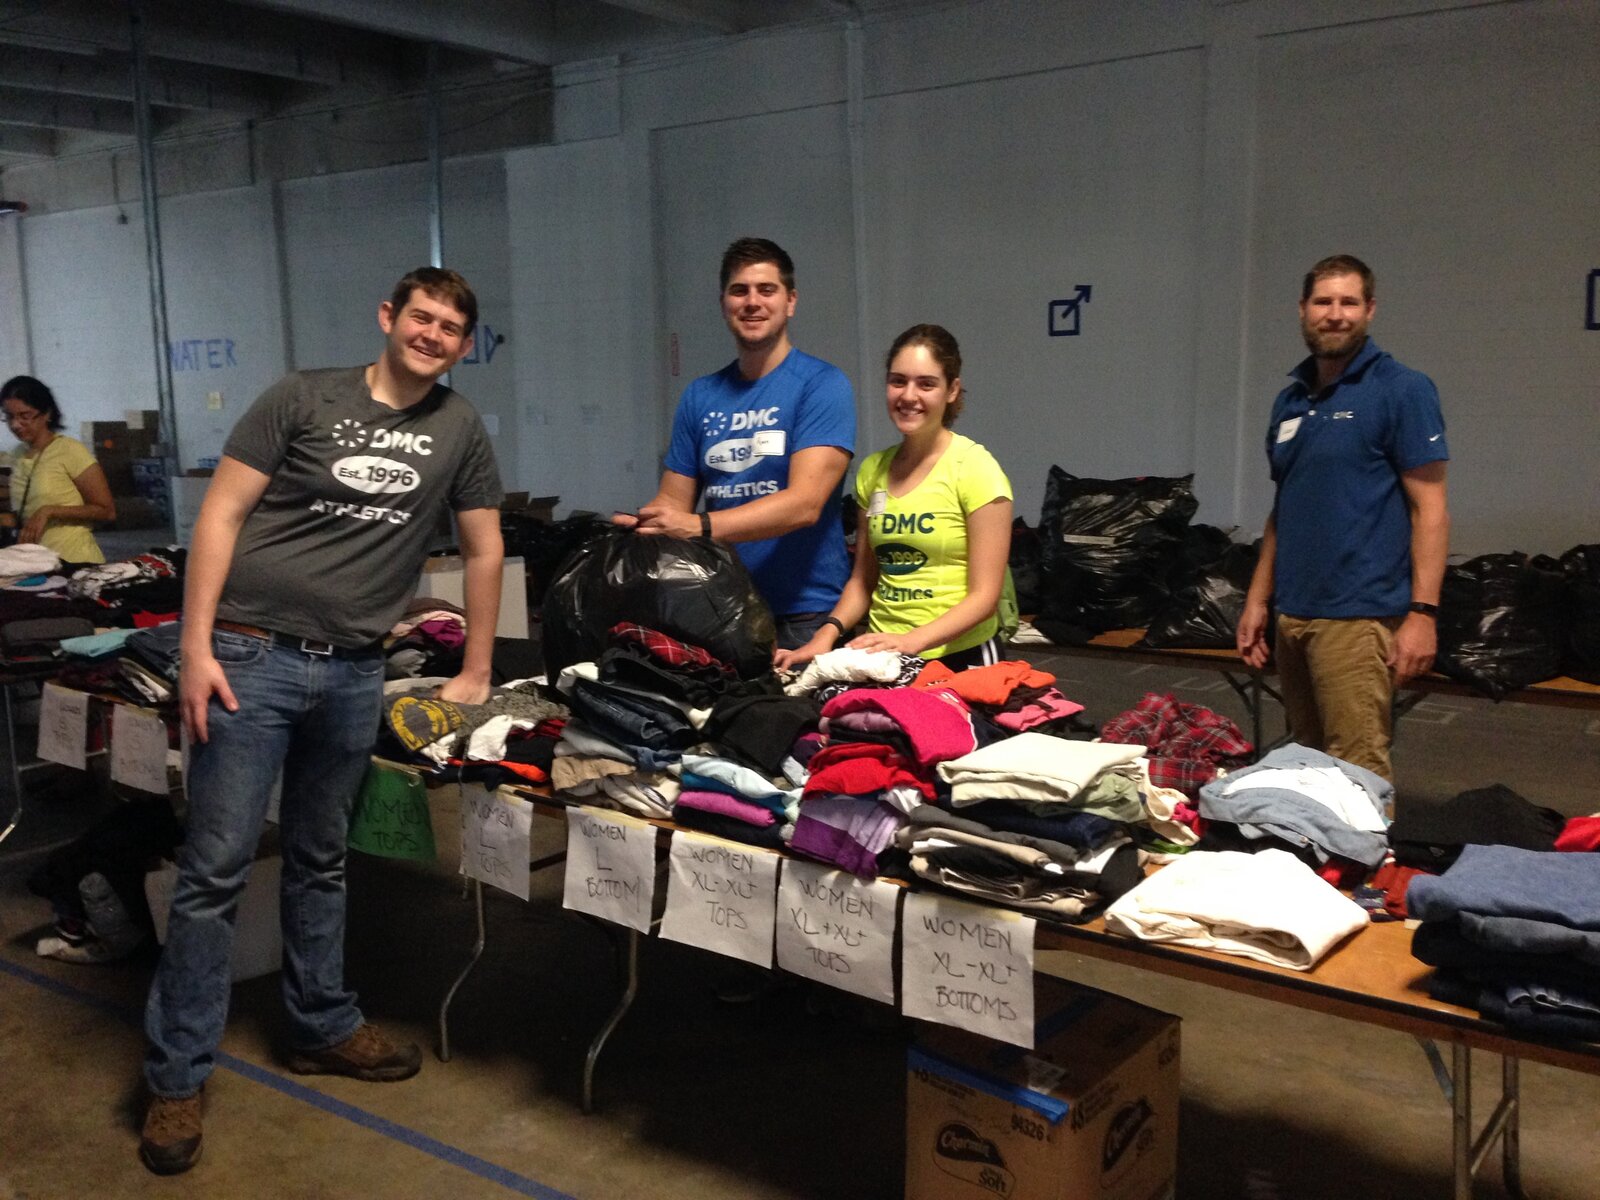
left=1408, top=601, right=1439, bottom=617
left=700, top=511, right=713, bottom=539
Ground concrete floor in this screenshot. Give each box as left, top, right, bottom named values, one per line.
left=2, top=649, right=1598, bottom=1199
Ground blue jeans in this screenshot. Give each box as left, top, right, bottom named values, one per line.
left=774, top=611, right=832, bottom=652
left=144, top=631, right=385, bottom=1098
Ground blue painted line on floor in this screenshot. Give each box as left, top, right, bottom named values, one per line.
left=0, top=955, right=578, bottom=1200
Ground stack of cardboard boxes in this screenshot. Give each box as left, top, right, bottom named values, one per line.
left=83, top=409, right=167, bottom=529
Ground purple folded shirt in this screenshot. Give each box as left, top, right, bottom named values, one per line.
left=791, top=794, right=906, bottom=878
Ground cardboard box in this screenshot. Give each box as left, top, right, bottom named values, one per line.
left=906, top=978, right=1180, bottom=1200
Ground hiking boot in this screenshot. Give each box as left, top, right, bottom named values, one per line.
left=288, top=1023, right=422, bottom=1082
left=139, top=1091, right=203, bottom=1175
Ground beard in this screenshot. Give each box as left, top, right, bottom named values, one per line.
left=1302, top=323, right=1367, bottom=359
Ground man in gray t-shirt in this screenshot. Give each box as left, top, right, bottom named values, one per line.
left=140, top=268, right=504, bottom=1177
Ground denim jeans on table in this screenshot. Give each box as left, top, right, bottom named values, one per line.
left=143, top=630, right=385, bottom=1098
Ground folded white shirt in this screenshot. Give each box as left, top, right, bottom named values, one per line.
left=937, top=734, right=1146, bottom=804
left=1103, top=849, right=1368, bottom=971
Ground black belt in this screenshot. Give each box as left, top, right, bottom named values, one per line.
left=214, top=620, right=377, bottom=659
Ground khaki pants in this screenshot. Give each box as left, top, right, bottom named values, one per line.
left=1274, top=614, right=1402, bottom=784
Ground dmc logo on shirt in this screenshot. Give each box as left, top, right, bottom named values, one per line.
left=328, top=420, right=432, bottom=456
left=1332, top=411, right=1355, bottom=420
left=879, top=512, right=936, bottom=536
left=729, top=407, right=780, bottom=431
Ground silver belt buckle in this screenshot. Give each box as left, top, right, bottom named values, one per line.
left=300, top=638, right=335, bottom=657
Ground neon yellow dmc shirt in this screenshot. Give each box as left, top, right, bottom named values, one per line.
left=11, top=435, right=106, bottom=563
left=854, top=432, right=1012, bottom=659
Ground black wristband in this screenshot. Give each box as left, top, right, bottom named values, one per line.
left=820, top=616, right=846, bottom=638
left=1408, top=601, right=1439, bottom=617
left=700, top=511, right=713, bottom=539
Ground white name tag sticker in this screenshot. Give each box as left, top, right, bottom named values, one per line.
left=867, top=490, right=888, bottom=518
left=1275, top=417, right=1302, bottom=444
left=751, top=430, right=787, bottom=458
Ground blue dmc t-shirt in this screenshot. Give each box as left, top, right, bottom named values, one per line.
left=1267, top=339, right=1448, bottom=619
left=665, top=348, right=855, bottom=616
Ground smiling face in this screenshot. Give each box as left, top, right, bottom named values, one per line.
left=377, top=287, right=475, bottom=384
left=721, top=261, right=795, bottom=354
left=1299, top=271, right=1374, bottom=360
left=886, top=342, right=961, bottom=437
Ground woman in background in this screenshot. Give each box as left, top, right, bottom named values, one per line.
left=2, top=375, right=115, bottom=563
left=775, top=324, right=1011, bottom=671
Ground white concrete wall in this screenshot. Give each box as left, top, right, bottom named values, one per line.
left=11, top=0, right=1600, bottom=552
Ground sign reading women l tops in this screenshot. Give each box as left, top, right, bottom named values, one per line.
left=562, top=807, right=658, bottom=933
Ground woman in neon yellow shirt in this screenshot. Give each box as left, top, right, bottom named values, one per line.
left=775, top=324, right=1013, bottom=671
left=3, top=376, right=116, bottom=564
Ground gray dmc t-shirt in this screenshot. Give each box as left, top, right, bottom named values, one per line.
left=217, top=366, right=503, bottom=647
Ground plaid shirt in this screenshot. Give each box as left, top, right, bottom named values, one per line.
left=608, top=622, right=734, bottom=676
left=1100, top=692, right=1253, bottom=800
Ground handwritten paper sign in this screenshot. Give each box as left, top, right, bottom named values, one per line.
left=774, top=860, right=899, bottom=1003
left=111, top=704, right=171, bottom=795
left=37, top=683, right=89, bottom=770
left=349, top=764, right=437, bottom=861
left=562, top=806, right=658, bottom=932
left=902, top=893, right=1036, bottom=1048
left=659, top=831, right=780, bottom=966
left=459, top=783, right=533, bottom=900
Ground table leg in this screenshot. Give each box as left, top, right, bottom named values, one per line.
left=582, top=925, right=639, bottom=1115
left=0, top=683, right=22, bottom=847
left=1452, top=1041, right=1472, bottom=1200
left=438, top=876, right=486, bottom=1062
left=1501, top=1056, right=1523, bottom=1199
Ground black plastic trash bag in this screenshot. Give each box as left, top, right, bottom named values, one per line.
left=541, top=528, right=776, bottom=680
left=1559, top=544, right=1600, bottom=684
left=1009, top=517, right=1043, bottom=615
left=1037, top=469, right=1198, bottom=638
left=1143, top=539, right=1260, bottom=649
left=502, top=513, right=614, bottom=605
left=1436, top=553, right=1566, bottom=700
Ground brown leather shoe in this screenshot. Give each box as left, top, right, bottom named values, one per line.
left=288, top=1023, right=422, bottom=1082
left=139, top=1091, right=203, bottom=1175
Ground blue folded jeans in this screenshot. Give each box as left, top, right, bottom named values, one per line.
left=143, top=630, right=385, bottom=1098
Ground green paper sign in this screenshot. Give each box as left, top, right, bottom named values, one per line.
left=349, top=763, right=437, bottom=861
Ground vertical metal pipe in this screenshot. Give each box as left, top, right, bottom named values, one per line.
left=130, top=0, right=180, bottom=505
left=427, top=42, right=445, bottom=269
left=845, top=16, right=872, bottom=445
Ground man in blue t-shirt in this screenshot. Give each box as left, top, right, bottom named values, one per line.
left=616, top=238, right=855, bottom=649
left=1237, top=255, right=1450, bottom=783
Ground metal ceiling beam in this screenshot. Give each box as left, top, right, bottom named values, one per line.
left=597, top=0, right=753, bottom=33
left=0, top=1, right=402, bottom=90
left=231, top=0, right=558, bottom=64
left=0, top=86, right=139, bottom=136
left=0, top=47, right=274, bottom=115
left=0, top=124, right=57, bottom=158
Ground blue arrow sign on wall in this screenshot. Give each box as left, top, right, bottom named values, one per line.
left=1048, top=285, right=1093, bottom=336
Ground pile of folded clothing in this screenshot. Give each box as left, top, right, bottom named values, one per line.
left=1409, top=845, right=1600, bottom=1040
left=1376, top=783, right=1567, bottom=917
left=550, top=624, right=775, bottom=823
left=384, top=600, right=467, bottom=679
left=0, top=547, right=186, bottom=629
left=1104, top=848, right=1370, bottom=970
left=672, top=751, right=800, bottom=852
left=1100, top=692, right=1252, bottom=805
left=783, top=647, right=925, bottom=702
left=384, top=682, right=569, bottom=784
left=912, top=658, right=1088, bottom=737
left=789, top=686, right=979, bottom=876
left=54, top=621, right=181, bottom=704
left=1196, top=744, right=1391, bottom=885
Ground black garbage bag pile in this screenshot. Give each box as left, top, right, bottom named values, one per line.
left=1143, top=534, right=1261, bottom=650
left=1008, top=517, right=1044, bottom=615
left=502, top=513, right=614, bottom=605
left=1559, top=544, right=1600, bottom=684
left=1035, top=469, right=1198, bottom=643
left=542, top=528, right=776, bottom=680
left=1436, top=552, right=1566, bottom=700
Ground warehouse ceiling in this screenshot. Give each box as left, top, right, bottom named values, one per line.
left=0, top=0, right=858, bottom=164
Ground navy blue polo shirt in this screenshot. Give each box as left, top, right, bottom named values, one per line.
left=1267, top=338, right=1448, bottom=619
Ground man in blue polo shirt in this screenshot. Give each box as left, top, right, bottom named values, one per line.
left=616, top=238, right=854, bottom=649
left=1237, top=255, right=1450, bottom=783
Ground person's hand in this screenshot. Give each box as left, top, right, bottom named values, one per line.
left=179, top=651, right=238, bottom=744
left=436, top=670, right=492, bottom=705
left=18, top=507, right=51, bottom=544
left=773, top=632, right=834, bottom=673
left=1236, top=598, right=1272, bottom=670
left=1387, top=612, right=1437, bottom=685
left=633, top=505, right=700, bottom=538
left=611, top=511, right=640, bottom=529
left=847, top=630, right=926, bottom=656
